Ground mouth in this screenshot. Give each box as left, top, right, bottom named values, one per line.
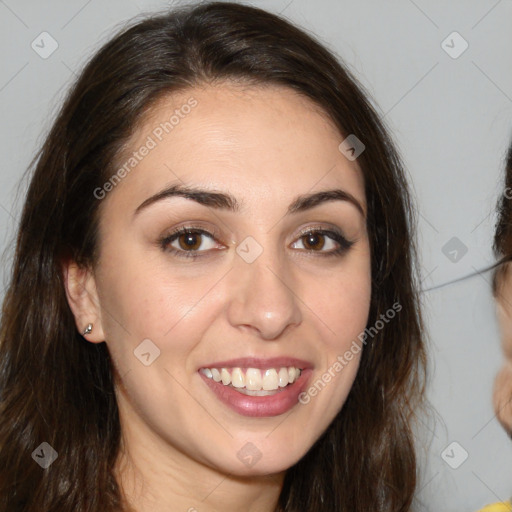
left=198, top=357, right=313, bottom=417
left=199, top=366, right=302, bottom=396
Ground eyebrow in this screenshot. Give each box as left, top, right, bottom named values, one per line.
left=133, top=184, right=365, bottom=219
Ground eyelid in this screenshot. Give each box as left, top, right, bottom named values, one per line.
left=158, top=224, right=224, bottom=254
left=158, top=223, right=354, bottom=259
left=293, top=225, right=354, bottom=252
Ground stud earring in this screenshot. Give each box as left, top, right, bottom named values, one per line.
left=82, top=323, right=93, bottom=336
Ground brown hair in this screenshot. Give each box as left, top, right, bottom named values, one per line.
left=0, top=2, right=426, bottom=510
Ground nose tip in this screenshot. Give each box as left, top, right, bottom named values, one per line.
left=226, top=256, right=302, bottom=341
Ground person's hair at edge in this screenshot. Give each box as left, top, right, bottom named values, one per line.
left=491, top=139, right=512, bottom=436
left=0, top=2, right=427, bottom=511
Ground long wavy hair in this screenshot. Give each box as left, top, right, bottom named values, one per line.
left=0, top=2, right=427, bottom=510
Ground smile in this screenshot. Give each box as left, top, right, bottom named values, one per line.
left=199, top=366, right=302, bottom=395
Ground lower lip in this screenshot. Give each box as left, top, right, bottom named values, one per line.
left=199, top=369, right=312, bottom=417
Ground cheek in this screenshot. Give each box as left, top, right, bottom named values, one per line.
left=295, top=260, right=371, bottom=411
left=95, top=251, right=240, bottom=391
left=301, top=261, right=371, bottom=350
left=323, top=280, right=370, bottom=333
left=97, top=250, right=218, bottom=340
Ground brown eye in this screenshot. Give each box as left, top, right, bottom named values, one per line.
left=159, top=226, right=353, bottom=260
left=177, top=232, right=203, bottom=251
left=291, top=228, right=354, bottom=257
left=159, top=227, right=221, bottom=259
left=301, top=232, right=326, bottom=251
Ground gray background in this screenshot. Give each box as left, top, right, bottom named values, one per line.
left=1, top=1, right=511, bottom=510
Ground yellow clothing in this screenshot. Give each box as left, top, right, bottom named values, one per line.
left=478, top=502, right=512, bottom=512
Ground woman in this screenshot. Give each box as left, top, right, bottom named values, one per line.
left=0, top=2, right=426, bottom=511
left=484, top=141, right=512, bottom=511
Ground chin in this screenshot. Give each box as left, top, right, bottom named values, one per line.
left=207, top=441, right=308, bottom=477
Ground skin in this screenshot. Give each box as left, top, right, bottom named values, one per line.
left=63, top=82, right=371, bottom=512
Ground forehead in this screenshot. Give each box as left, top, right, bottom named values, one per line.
left=105, top=81, right=366, bottom=214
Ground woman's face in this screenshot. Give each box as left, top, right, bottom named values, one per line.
left=84, top=82, right=371, bottom=477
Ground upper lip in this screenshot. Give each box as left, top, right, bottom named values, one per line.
left=199, top=357, right=313, bottom=370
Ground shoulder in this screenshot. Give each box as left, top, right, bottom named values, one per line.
left=477, top=503, right=512, bottom=512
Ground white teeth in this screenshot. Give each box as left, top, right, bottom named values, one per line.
left=200, top=366, right=303, bottom=392
left=246, top=368, right=262, bottom=391
left=221, top=368, right=230, bottom=386
left=231, top=368, right=244, bottom=388
left=262, top=369, right=278, bottom=391
left=278, top=368, right=289, bottom=388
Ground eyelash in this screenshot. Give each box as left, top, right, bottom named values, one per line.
left=157, top=224, right=355, bottom=260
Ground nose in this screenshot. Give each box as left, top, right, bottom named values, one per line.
left=225, top=243, right=302, bottom=340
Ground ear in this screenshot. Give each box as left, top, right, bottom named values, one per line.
left=62, top=260, right=105, bottom=343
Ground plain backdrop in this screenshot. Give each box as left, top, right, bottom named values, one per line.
left=0, top=1, right=511, bottom=510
